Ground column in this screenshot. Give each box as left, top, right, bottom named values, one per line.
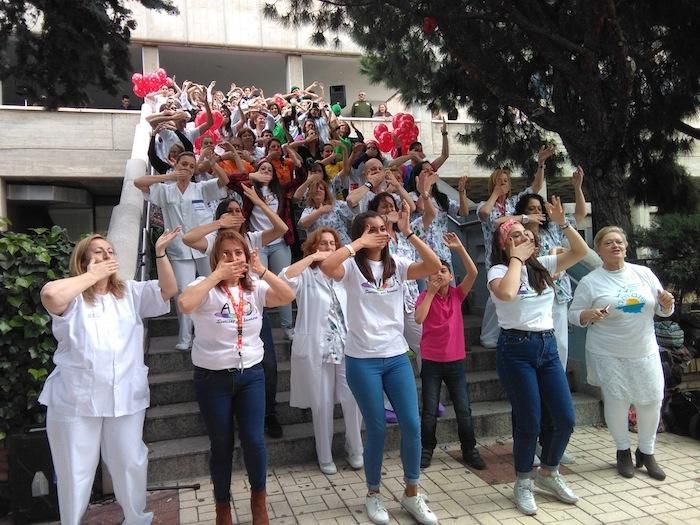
left=285, top=54, right=304, bottom=91
left=0, top=177, right=7, bottom=230
left=142, top=46, right=160, bottom=74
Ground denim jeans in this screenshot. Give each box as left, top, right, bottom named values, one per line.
left=260, top=312, right=277, bottom=417
left=420, top=359, right=476, bottom=453
left=259, top=242, right=293, bottom=329
left=346, top=354, right=421, bottom=490
left=496, top=329, right=575, bottom=474
left=193, top=363, right=267, bottom=502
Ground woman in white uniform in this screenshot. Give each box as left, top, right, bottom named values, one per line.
left=568, top=226, right=674, bottom=480
left=280, top=227, right=363, bottom=475
left=39, top=230, right=179, bottom=525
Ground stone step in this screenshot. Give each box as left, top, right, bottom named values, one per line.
left=146, top=393, right=602, bottom=484
left=148, top=363, right=506, bottom=408
left=146, top=334, right=495, bottom=376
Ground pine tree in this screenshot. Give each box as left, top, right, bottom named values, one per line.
left=265, top=0, right=700, bottom=231
left=0, top=0, right=178, bottom=109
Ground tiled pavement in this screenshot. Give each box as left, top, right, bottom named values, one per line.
left=43, top=425, right=700, bottom=524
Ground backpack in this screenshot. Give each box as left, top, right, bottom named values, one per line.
left=655, top=321, right=684, bottom=348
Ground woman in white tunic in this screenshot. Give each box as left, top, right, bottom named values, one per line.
left=39, top=230, right=179, bottom=525
left=280, top=227, right=363, bottom=475
left=568, top=226, right=674, bottom=480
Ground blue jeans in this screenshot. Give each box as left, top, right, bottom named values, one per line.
left=260, top=312, right=277, bottom=417
left=259, top=242, right=293, bottom=329
left=193, top=363, right=267, bottom=502
left=496, top=329, right=575, bottom=474
left=346, top=354, right=421, bottom=490
left=420, top=359, right=476, bottom=453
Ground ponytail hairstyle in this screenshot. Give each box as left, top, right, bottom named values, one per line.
left=69, top=234, right=125, bottom=305
left=490, top=220, right=553, bottom=294
left=350, top=211, right=396, bottom=286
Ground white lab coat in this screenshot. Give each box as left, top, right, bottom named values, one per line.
left=280, top=266, right=352, bottom=409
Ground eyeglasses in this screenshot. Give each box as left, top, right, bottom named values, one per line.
left=602, top=240, right=625, bottom=247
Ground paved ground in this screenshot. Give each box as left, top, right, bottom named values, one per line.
left=35, top=425, right=700, bottom=524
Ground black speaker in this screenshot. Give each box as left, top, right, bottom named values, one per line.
left=8, top=429, right=59, bottom=523
left=330, top=85, right=347, bottom=108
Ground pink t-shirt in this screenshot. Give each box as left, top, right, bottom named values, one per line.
left=416, top=286, right=467, bottom=362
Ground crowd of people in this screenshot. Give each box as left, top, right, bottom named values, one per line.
left=37, top=78, right=675, bottom=525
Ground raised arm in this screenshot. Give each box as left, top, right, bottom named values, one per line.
left=385, top=169, right=416, bottom=213
left=134, top=171, right=177, bottom=193
left=477, top=185, right=504, bottom=221
left=154, top=227, right=180, bottom=300
left=488, top=238, right=535, bottom=301
left=414, top=281, right=439, bottom=325
left=292, top=170, right=323, bottom=201
left=178, top=258, right=245, bottom=314
left=431, top=117, right=450, bottom=170
left=545, top=195, right=588, bottom=274
left=182, top=217, right=235, bottom=253
left=283, top=143, right=303, bottom=168
left=572, top=165, right=587, bottom=224
left=250, top=250, right=295, bottom=307
left=418, top=172, right=437, bottom=230
left=41, top=258, right=118, bottom=316
left=444, top=232, right=478, bottom=296
left=532, top=144, right=554, bottom=193
left=457, top=175, right=469, bottom=216
left=347, top=169, right=384, bottom=208
left=319, top=223, right=387, bottom=281
left=241, top=185, right=289, bottom=245
left=395, top=200, right=441, bottom=280
left=194, top=94, right=214, bottom=136
left=298, top=204, right=333, bottom=229
left=283, top=251, right=331, bottom=279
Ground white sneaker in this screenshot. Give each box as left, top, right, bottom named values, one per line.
left=347, top=453, right=363, bottom=470
left=560, top=450, right=576, bottom=464
left=366, top=493, right=389, bottom=525
left=532, top=454, right=541, bottom=467
left=175, top=342, right=190, bottom=351
left=319, top=462, right=337, bottom=475
left=400, top=493, right=438, bottom=525
left=534, top=469, right=579, bottom=504
left=284, top=328, right=295, bottom=341
left=513, top=478, right=537, bottom=515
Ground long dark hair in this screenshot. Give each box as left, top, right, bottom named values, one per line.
left=214, top=198, right=248, bottom=235
left=490, top=227, right=554, bottom=294
left=350, top=211, right=396, bottom=285
left=368, top=192, right=399, bottom=232
left=251, top=160, right=283, bottom=203
left=514, top=193, right=550, bottom=229
left=414, top=161, right=449, bottom=212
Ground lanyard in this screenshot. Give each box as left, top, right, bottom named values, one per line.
left=222, top=285, right=246, bottom=371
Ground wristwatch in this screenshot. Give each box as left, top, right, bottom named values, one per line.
left=364, top=181, right=374, bottom=191
left=521, top=214, right=529, bottom=224
left=346, top=244, right=356, bottom=257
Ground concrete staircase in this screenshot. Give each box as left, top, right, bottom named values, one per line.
left=144, top=313, right=602, bottom=484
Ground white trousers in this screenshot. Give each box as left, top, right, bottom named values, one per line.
left=552, top=301, right=569, bottom=368
left=311, top=362, right=363, bottom=465
left=480, top=296, right=500, bottom=348
left=171, top=257, right=211, bottom=346
left=46, top=409, right=152, bottom=525
left=603, top=396, right=662, bottom=454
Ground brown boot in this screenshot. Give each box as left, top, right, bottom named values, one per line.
left=251, top=489, right=269, bottom=525
left=215, top=500, right=233, bottom=525
left=635, top=448, right=666, bottom=480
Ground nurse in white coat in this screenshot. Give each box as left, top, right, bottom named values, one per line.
left=39, top=230, right=179, bottom=525
left=280, top=227, right=363, bottom=475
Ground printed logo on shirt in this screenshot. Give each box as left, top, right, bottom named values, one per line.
left=614, top=284, right=645, bottom=314
left=214, top=301, right=255, bottom=322
left=361, top=277, right=399, bottom=295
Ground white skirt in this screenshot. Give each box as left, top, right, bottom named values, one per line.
left=586, top=351, right=664, bottom=405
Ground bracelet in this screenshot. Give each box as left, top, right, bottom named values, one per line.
left=346, top=244, right=356, bottom=257
left=509, top=256, right=524, bottom=265
left=538, top=163, right=545, bottom=169
left=560, top=221, right=570, bottom=230
left=259, top=268, right=268, bottom=279
left=421, top=193, right=430, bottom=200
left=441, top=132, right=448, bottom=136
left=406, top=231, right=415, bottom=241
left=155, top=253, right=167, bottom=259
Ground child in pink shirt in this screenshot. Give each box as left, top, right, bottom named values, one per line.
left=415, top=232, right=485, bottom=470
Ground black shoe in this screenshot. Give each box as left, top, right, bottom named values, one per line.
left=420, top=449, right=433, bottom=469
left=265, top=415, right=283, bottom=439
left=635, top=448, right=666, bottom=480
left=616, top=449, right=634, bottom=478
left=463, top=448, right=486, bottom=470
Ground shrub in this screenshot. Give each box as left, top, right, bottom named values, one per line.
left=634, top=214, right=700, bottom=312
left=0, top=223, right=73, bottom=439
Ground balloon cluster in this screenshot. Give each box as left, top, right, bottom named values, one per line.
left=193, top=109, right=227, bottom=153
left=132, top=68, right=173, bottom=98
left=373, top=113, right=419, bottom=156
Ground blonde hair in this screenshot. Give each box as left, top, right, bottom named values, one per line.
left=305, top=180, right=333, bottom=208
left=487, top=168, right=512, bottom=195
left=593, top=226, right=628, bottom=251
left=69, top=234, right=125, bottom=305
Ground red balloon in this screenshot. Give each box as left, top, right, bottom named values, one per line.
left=373, top=123, right=389, bottom=140
left=131, top=73, right=142, bottom=83
left=399, top=120, right=413, bottom=134
left=194, top=110, right=208, bottom=126
left=390, top=146, right=399, bottom=159
left=402, top=114, right=415, bottom=125
left=211, top=110, right=224, bottom=130
left=392, top=113, right=405, bottom=129
left=166, top=76, right=174, bottom=87
left=156, top=68, right=167, bottom=80
left=133, top=84, right=145, bottom=98
left=422, top=17, right=438, bottom=34
left=377, top=131, right=393, bottom=152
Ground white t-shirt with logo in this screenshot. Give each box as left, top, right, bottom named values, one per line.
left=189, top=278, right=269, bottom=370
left=249, top=186, right=282, bottom=245
left=487, top=255, right=557, bottom=331
left=341, top=255, right=412, bottom=358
